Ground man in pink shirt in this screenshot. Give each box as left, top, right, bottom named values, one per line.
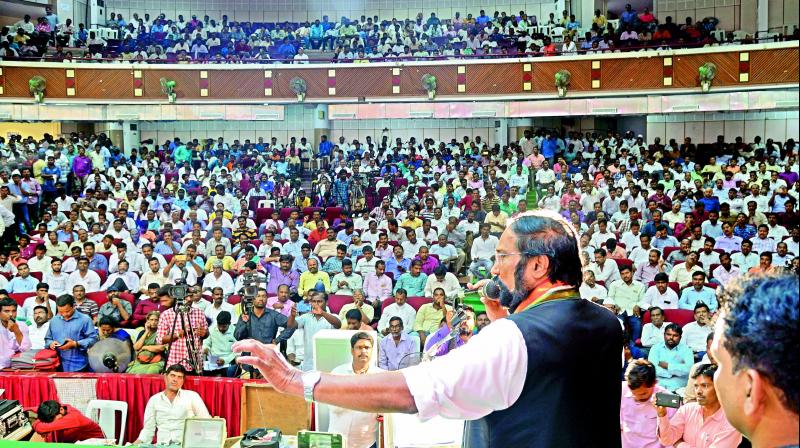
left=657, top=363, right=741, bottom=448
left=266, top=284, right=294, bottom=317
left=620, top=359, right=676, bottom=447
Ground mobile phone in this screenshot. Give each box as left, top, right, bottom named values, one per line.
left=655, top=392, right=683, bottom=408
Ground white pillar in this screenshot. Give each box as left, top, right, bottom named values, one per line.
left=313, top=104, right=330, bottom=147
left=122, top=121, right=140, bottom=156
left=494, top=118, right=509, bottom=148
left=757, top=0, right=769, bottom=35
left=56, top=0, right=75, bottom=25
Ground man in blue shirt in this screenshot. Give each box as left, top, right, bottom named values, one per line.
left=7, top=263, right=38, bottom=293
left=45, top=294, right=98, bottom=372
left=41, top=156, right=62, bottom=206
left=541, top=134, right=558, bottom=165
left=678, top=272, right=717, bottom=311
left=475, top=10, right=491, bottom=25
left=277, top=38, right=296, bottom=60
left=647, top=323, right=694, bottom=392
left=620, top=4, right=638, bottom=27
left=83, top=242, right=108, bottom=272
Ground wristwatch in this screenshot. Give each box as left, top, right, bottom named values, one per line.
left=302, top=370, right=322, bottom=403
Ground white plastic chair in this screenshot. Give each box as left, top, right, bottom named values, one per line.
left=85, top=399, right=128, bottom=445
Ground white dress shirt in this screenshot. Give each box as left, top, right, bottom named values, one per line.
left=682, top=322, right=712, bottom=352
left=328, top=362, right=385, bottom=448
left=377, top=302, right=417, bottom=334
left=402, top=318, right=527, bottom=420
left=136, top=389, right=210, bottom=444
left=29, top=321, right=50, bottom=349
left=65, top=270, right=101, bottom=293
left=640, top=321, right=672, bottom=348
left=471, top=235, right=499, bottom=260
left=640, top=286, right=679, bottom=310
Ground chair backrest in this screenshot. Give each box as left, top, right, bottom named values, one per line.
left=327, top=294, right=353, bottom=314
left=85, top=399, right=128, bottom=445
left=406, top=296, right=432, bottom=311
left=641, top=308, right=696, bottom=327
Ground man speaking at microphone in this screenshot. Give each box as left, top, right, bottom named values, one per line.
left=234, top=210, right=623, bottom=447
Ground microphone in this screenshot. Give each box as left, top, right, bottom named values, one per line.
left=480, top=279, right=501, bottom=300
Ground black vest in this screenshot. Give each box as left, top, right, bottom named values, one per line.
left=464, top=298, right=623, bottom=448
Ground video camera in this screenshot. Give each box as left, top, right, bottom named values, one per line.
left=239, top=272, right=267, bottom=316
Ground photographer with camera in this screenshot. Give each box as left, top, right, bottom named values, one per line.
left=156, top=286, right=208, bottom=373
left=234, top=288, right=297, bottom=344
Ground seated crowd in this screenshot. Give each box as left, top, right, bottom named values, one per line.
left=0, top=125, right=797, bottom=446
left=4, top=5, right=796, bottom=63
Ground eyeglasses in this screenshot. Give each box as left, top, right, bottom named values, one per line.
left=495, top=252, right=525, bottom=262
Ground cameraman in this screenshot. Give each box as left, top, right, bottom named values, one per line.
left=156, top=287, right=208, bottom=373
left=234, top=288, right=297, bottom=346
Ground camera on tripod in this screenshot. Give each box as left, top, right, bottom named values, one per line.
left=169, top=280, right=190, bottom=310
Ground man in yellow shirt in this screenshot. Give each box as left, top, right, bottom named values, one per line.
left=313, top=228, right=342, bottom=261
left=298, top=258, right=331, bottom=298
left=484, top=204, right=509, bottom=235
left=204, top=245, right=235, bottom=272
left=412, top=288, right=452, bottom=350
left=401, top=209, right=423, bottom=230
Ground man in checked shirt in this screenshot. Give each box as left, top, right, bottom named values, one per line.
left=156, top=286, right=208, bottom=373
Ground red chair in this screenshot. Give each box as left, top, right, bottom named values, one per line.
left=86, top=291, right=109, bottom=307
left=708, top=264, right=720, bottom=277
left=248, top=196, right=266, bottom=212
left=379, top=295, right=426, bottom=312
left=96, top=270, right=108, bottom=285
left=163, top=254, right=174, bottom=264
left=327, top=294, right=353, bottom=314
left=119, top=292, right=135, bottom=304
left=613, top=258, right=633, bottom=270
left=325, top=207, right=343, bottom=225
left=662, top=246, right=680, bottom=259
left=30, top=271, right=43, bottom=281
left=279, top=207, right=295, bottom=222
left=647, top=281, right=681, bottom=295
left=302, top=207, right=323, bottom=218
left=8, top=293, right=32, bottom=307
left=249, top=239, right=262, bottom=249
left=227, top=294, right=241, bottom=305
left=98, top=252, right=112, bottom=264
left=406, top=296, right=432, bottom=311
left=0, top=272, right=11, bottom=281
left=255, top=207, right=274, bottom=226
left=642, top=308, right=695, bottom=327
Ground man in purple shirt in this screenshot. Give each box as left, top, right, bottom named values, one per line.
left=71, top=147, right=93, bottom=192
left=423, top=306, right=475, bottom=358
left=266, top=284, right=294, bottom=318
left=262, top=255, right=299, bottom=296
left=378, top=316, right=419, bottom=371
left=620, top=359, right=675, bottom=448
left=413, top=246, right=440, bottom=276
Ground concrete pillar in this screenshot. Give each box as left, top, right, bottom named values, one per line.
left=313, top=104, right=330, bottom=148
left=579, top=0, right=595, bottom=33
left=494, top=118, right=509, bottom=148
left=122, top=121, right=140, bottom=156
left=56, top=0, right=75, bottom=26
left=757, top=0, right=768, bottom=35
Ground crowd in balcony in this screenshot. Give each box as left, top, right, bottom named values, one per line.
left=3, top=6, right=798, bottom=63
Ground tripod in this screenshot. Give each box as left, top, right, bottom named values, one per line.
left=166, top=273, right=203, bottom=374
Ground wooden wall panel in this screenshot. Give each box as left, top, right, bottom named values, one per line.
left=209, top=69, right=264, bottom=99
left=142, top=69, right=202, bottom=100
left=601, top=58, right=664, bottom=90
left=3, top=66, right=68, bottom=98
left=399, top=65, right=459, bottom=96
left=334, top=67, right=393, bottom=97
left=749, top=47, right=799, bottom=84
left=671, top=52, right=739, bottom=88
left=532, top=60, right=592, bottom=92
left=75, top=69, right=133, bottom=99
left=0, top=45, right=796, bottom=103
left=465, top=63, right=522, bottom=95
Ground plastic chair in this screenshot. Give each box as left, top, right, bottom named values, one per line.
left=85, top=399, right=128, bottom=445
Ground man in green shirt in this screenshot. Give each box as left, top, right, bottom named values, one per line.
left=203, top=311, right=238, bottom=377
left=393, top=260, right=427, bottom=297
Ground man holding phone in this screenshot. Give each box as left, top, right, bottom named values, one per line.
left=657, top=364, right=741, bottom=447
left=620, top=359, right=675, bottom=447
left=45, top=294, right=98, bottom=372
